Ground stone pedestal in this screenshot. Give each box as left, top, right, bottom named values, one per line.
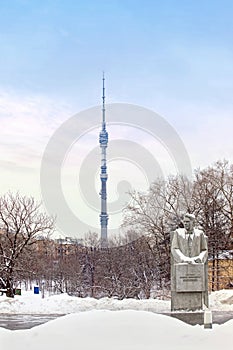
left=171, top=291, right=203, bottom=311
left=171, top=263, right=205, bottom=311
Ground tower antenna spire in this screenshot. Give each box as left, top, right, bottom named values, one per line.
left=102, top=71, right=105, bottom=124
left=99, top=72, right=108, bottom=247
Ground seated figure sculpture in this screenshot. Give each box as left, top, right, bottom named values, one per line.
left=171, top=213, right=208, bottom=310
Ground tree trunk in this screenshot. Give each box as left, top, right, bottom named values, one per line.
left=6, top=276, right=14, bottom=298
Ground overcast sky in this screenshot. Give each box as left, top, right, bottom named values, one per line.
left=1, top=0, right=233, bottom=238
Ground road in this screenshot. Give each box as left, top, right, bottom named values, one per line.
left=0, top=311, right=232, bottom=330
left=0, top=314, right=65, bottom=330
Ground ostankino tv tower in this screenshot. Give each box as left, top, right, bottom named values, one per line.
left=99, top=74, right=108, bottom=247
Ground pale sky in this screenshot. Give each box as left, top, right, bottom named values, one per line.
left=1, top=0, right=233, bottom=238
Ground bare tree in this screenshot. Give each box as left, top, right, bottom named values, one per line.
left=0, top=192, right=54, bottom=297
left=122, top=176, right=193, bottom=287
left=122, top=163, right=233, bottom=293
left=193, top=161, right=233, bottom=290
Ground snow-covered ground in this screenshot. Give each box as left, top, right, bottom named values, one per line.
left=0, top=289, right=232, bottom=350
left=0, top=289, right=232, bottom=314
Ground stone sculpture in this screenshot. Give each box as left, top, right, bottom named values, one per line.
left=171, top=213, right=209, bottom=311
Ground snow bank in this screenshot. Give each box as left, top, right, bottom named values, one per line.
left=0, top=289, right=232, bottom=315
left=0, top=290, right=232, bottom=350
left=0, top=310, right=232, bottom=350
left=0, top=291, right=170, bottom=314
left=209, top=289, right=233, bottom=310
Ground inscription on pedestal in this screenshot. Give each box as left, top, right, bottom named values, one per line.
left=175, top=263, right=205, bottom=292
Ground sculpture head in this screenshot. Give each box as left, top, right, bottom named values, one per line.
left=183, top=213, right=195, bottom=233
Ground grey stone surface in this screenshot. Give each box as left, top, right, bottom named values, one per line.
left=162, top=311, right=233, bottom=326
left=175, top=263, right=205, bottom=292
left=171, top=291, right=203, bottom=311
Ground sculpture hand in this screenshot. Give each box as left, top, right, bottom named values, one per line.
left=182, top=257, right=195, bottom=264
